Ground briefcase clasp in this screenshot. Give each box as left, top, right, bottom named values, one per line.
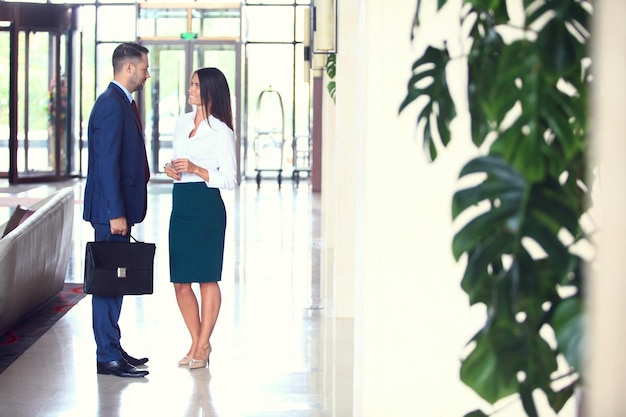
left=117, top=267, right=127, bottom=278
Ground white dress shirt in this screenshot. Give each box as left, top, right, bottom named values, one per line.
left=171, top=111, right=237, bottom=190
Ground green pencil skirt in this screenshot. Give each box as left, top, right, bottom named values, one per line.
left=168, top=182, right=226, bottom=283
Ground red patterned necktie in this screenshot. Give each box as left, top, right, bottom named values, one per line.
left=131, top=100, right=143, bottom=131
left=132, top=100, right=150, bottom=182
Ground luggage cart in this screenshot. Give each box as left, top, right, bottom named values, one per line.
left=253, top=87, right=285, bottom=188
left=292, top=134, right=311, bottom=187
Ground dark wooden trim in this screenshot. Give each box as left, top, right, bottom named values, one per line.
left=0, top=3, right=74, bottom=33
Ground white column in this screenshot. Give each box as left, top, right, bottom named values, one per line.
left=321, top=0, right=360, bottom=320
left=587, top=0, right=626, bottom=415
left=348, top=0, right=486, bottom=414
left=325, top=0, right=594, bottom=414
left=319, top=1, right=358, bottom=415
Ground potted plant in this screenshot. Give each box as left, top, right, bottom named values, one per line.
left=399, top=1, right=591, bottom=416
left=47, top=74, right=68, bottom=169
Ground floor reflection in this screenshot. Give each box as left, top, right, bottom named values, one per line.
left=0, top=178, right=351, bottom=417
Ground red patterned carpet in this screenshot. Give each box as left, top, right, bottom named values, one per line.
left=0, top=283, right=86, bottom=373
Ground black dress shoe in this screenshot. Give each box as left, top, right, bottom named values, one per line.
left=97, top=359, right=149, bottom=378
left=121, top=350, right=149, bottom=366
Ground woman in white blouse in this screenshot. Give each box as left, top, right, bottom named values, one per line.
left=164, top=67, right=237, bottom=369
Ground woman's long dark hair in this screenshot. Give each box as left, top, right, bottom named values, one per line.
left=195, top=67, right=234, bottom=131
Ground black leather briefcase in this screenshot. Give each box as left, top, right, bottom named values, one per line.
left=83, top=237, right=156, bottom=296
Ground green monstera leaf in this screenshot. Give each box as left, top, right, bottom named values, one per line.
left=401, top=1, right=590, bottom=415
left=399, top=45, right=456, bottom=161
left=552, top=296, right=583, bottom=373
left=452, top=156, right=583, bottom=407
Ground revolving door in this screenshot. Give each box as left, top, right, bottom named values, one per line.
left=0, top=3, right=82, bottom=183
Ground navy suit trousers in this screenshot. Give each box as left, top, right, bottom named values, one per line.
left=91, top=223, right=131, bottom=362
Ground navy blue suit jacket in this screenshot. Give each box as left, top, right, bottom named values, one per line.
left=83, top=82, right=148, bottom=225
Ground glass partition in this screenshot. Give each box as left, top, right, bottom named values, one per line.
left=246, top=0, right=311, bottom=4
left=2, top=1, right=312, bottom=185
left=194, top=44, right=237, bottom=91
left=138, top=5, right=241, bottom=39
left=245, top=6, right=295, bottom=43
left=143, top=44, right=187, bottom=172
left=20, top=31, right=53, bottom=174
left=87, top=1, right=311, bottom=184
left=137, top=3, right=242, bottom=177
left=245, top=43, right=294, bottom=179
left=77, top=6, right=96, bottom=175
left=0, top=28, right=9, bottom=174
left=1, top=2, right=81, bottom=183
left=138, top=8, right=188, bottom=38
left=192, top=8, right=240, bottom=38
left=141, top=41, right=240, bottom=175
left=242, top=4, right=311, bottom=184
left=96, top=5, right=136, bottom=41
left=95, top=43, right=117, bottom=95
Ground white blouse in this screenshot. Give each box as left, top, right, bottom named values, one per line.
left=171, top=111, right=238, bottom=190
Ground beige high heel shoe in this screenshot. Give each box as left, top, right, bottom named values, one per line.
left=189, top=357, right=207, bottom=369
left=189, top=344, right=211, bottom=369
left=177, top=356, right=191, bottom=366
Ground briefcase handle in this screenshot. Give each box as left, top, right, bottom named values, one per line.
left=104, top=233, right=143, bottom=243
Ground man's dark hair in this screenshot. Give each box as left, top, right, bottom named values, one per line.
left=112, top=42, right=149, bottom=73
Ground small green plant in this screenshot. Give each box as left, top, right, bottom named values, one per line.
left=399, top=1, right=591, bottom=416
left=325, top=53, right=336, bottom=103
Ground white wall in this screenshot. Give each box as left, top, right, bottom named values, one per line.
left=321, top=0, right=588, bottom=415
left=348, top=1, right=491, bottom=414
left=587, top=0, right=626, bottom=415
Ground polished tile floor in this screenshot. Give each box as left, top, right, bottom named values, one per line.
left=0, top=177, right=353, bottom=417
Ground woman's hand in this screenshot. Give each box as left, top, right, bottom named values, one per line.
left=164, top=162, right=180, bottom=180
left=165, top=158, right=209, bottom=182
left=171, top=158, right=197, bottom=175
left=169, top=158, right=210, bottom=182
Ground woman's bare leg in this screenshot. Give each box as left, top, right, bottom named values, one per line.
left=191, top=282, right=221, bottom=361
left=174, top=283, right=201, bottom=357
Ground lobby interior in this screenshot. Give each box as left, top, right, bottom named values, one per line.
left=1, top=1, right=625, bottom=416
left=0, top=177, right=354, bottom=417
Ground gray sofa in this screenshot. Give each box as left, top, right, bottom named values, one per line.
left=0, top=187, right=74, bottom=332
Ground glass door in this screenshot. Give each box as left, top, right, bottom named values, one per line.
left=142, top=41, right=240, bottom=176
left=0, top=3, right=81, bottom=184
left=142, top=43, right=186, bottom=175
left=0, top=26, right=10, bottom=176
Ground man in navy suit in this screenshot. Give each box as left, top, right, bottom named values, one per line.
left=83, top=42, right=151, bottom=378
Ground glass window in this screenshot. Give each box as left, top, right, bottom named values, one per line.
left=18, top=31, right=52, bottom=173
left=245, top=43, right=294, bottom=176
left=54, top=34, right=69, bottom=173
left=0, top=30, right=9, bottom=173
left=244, top=6, right=294, bottom=43
left=51, top=0, right=94, bottom=4
left=193, top=44, right=238, bottom=90
left=246, top=0, right=306, bottom=4
left=96, top=6, right=136, bottom=42
left=98, top=0, right=137, bottom=3
left=95, top=43, right=117, bottom=95
left=142, top=42, right=239, bottom=173
left=17, top=31, right=25, bottom=170
left=142, top=44, right=186, bottom=170
left=192, top=8, right=241, bottom=38
left=80, top=6, right=96, bottom=121
left=138, top=8, right=188, bottom=38
left=80, top=6, right=96, bottom=172
left=293, top=43, right=310, bottom=136
left=295, top=5, right=307, bottom=43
